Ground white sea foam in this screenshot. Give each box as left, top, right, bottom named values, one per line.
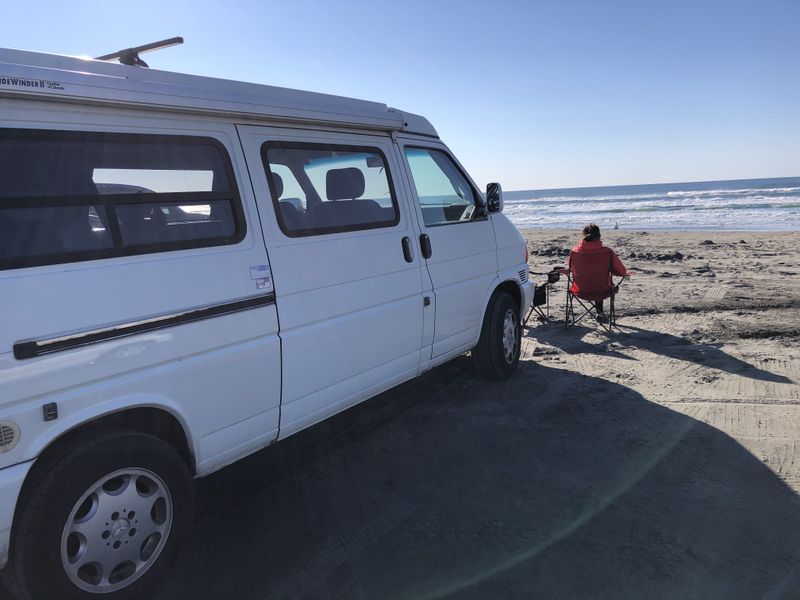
left=504, top=181, right=800, bottom=231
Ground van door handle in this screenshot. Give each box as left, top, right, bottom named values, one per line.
left=401, top=236, right=413, bottom=262
left=419, top=234, right=432, bottom=259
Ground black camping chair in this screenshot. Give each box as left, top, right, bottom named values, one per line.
left=524, top=267, right=563, bottom=326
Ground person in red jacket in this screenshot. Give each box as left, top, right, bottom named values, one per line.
left=570, top=223, right=629, bottom=320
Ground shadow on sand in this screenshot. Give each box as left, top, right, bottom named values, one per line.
left=152, top=356, right=800, bottom=600
left=529, top=320, right=793, bottom=384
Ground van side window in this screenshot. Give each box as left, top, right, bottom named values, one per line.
left=404, top=147, right=480, bottom=227
left=0, top=129, right=245, bottom=271
left=266, top=163, right=308, bottom=212
left=261, top=142, right=399, bottom=236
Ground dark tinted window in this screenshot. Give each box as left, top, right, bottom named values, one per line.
left=116, top=201, right=236, bottom=247
left=261, top=143, right=399, bottom=236
left=0, top=129, right=244, bottom=270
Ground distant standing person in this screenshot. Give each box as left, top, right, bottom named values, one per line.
left=571, top=223, right=629, bottom=319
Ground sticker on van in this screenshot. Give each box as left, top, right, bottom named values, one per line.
left=249, top=264, right=272, bottom=289
left=0, top=75, right=64, bottom=90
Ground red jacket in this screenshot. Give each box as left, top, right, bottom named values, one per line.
left=567, top=239, right=628, bottom=300
left=571, top=239, right=628, bottom=277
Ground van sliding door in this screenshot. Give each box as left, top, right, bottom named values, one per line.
left=237, top=125, right=426, bottom=439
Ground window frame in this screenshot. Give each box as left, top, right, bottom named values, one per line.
left=0, top=128, right=246, bottom=271
left=403, top=145, right=487, bottom=228
left=260, top=141, right=401, bottom=238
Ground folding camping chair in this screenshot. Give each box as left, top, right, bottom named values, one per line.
left=563, top=250, right=624, bottom=331
left=524, top=268, right=562, bottom=326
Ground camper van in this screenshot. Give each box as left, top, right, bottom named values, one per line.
left=0, top=46, right=533, bottom=599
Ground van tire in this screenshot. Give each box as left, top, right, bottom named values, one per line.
left=8, top=432, right=192, bottom=600
left=471, top=291, right=521, bottom=379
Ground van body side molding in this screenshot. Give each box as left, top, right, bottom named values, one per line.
left=13, top=294, right=276, bottom=360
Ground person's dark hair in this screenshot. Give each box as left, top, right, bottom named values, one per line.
left=582, top=223, right=601, bottom=242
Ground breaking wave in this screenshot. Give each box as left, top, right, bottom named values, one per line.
left=504, top=178, right=800, bottom=230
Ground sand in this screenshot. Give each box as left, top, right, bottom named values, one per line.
left=522, top=231, right=800, bottom=475
left=139, top=229, right=800, bottom=599
left=2, top=230, right=775, bottom=599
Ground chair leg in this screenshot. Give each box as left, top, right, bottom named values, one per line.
left=523, top=303, right=535, bottom=327
left=571, top=297, right=596, bottom=326
left=610, top=291, right=616, bottom=327
left=546, top=285, right=551, bottom=319
left=565, top=293, right=600, bottom=327
left=531, top=306, right=549, bottom=322
left=565, top=293, right=571, bottom=327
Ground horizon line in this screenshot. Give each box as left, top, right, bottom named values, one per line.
left=507, top=175, right=800, bottom=194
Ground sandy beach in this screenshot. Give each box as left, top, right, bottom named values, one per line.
left=138, top=230, right=800, bottom=599
left=523, top=228, right=800, bottom=477
left=525, top=229, right=800, bottom=472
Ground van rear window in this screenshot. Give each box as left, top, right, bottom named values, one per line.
left=0, top=129, right=245, bottom=270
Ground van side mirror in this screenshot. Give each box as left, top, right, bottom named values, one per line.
left=366, top=154, right=384, bottom=168
left=486, top=182, right=503, bottom=213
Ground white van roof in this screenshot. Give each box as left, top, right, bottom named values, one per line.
left=0, top=48, right=438, bottom=137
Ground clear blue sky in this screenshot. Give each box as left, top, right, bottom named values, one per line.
left=3, top=0, right=798, bottom=190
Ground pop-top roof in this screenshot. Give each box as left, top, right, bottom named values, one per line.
left=0, top=48, right=438, bottom=137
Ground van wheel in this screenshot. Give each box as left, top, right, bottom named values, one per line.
left=471, top=291, right=521, bottom=379
left=8, top=432, right=192, bottom=600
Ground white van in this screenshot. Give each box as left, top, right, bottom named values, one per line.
left=0, top=48, right=533, bottom=599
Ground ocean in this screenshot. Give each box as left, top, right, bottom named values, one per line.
left=503, top=177, right=800, bottom=231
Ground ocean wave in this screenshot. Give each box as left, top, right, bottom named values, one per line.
left=664, top=187, right=800, bottom=198
left=504, top=178, right=800, bottom=230
left=508, top=209, right=800, bottom=230
left=504, top=186, right=800, bottom=206
left=503, top=200, right=800, bottom=216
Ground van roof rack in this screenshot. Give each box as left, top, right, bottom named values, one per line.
left=94, top=36, right=184, bottom=68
